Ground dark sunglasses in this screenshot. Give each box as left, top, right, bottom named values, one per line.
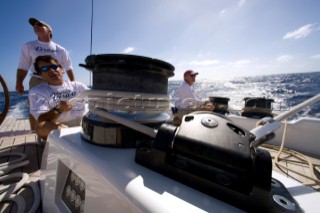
left=39, top=64, right=60, bottom=72
left=190, top=74, right=196, bottom=77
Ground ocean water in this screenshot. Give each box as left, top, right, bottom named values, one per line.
left=169, top=71, right=320, bottom=120
left=1, top=71, right=319, bottom=121
left=0, top=91, right=29, bottom=119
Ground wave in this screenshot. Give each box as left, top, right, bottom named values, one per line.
left=169, top=72, right=320, bottom=120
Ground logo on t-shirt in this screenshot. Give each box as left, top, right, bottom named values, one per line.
left=34, top=46, right=56, bottom=53
left=50, top=91, right=77, bottom=102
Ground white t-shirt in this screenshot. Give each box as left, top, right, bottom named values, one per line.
left=174, top=81, right=205, bottom=109
left=18, top=40, right=73, bottom=78
left=29, top=81, right=88, bottom=125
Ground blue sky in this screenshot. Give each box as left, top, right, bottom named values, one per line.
left=0, top=0, right=319, bottom=91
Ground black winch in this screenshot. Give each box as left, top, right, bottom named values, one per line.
left=79, top=54, right=175, bottom=147
left=135, top=111, right=301, bottom=213
left=80, top=54, right=174, bottom=94
left=81, top=111, right=169, bottom=147
left=209, top=96, right=230, bottom=114
left=242, top=97, right=275, bottom=118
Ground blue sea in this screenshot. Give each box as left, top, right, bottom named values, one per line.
left=169, top=71, right=320, bottom=121
left=1, top=71, right=320, bottom=121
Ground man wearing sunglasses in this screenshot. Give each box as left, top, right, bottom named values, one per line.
left=173, top=70, right=214, bottom=125
left=15, top=17, right=76, bottom=130
left=28, top=55, right=87, bottom=140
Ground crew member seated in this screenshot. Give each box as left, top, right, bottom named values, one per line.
left=28, top=55, right=88, bottom=141
left=173, top=70, right=214, bottom=126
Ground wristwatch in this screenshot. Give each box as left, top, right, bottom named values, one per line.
left=53, top=107, right=62, bottom=115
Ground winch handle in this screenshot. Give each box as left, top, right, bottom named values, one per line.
left=79, top=63, right=94, bottom=71
left=250, top=93, right=320, bottom=147
left=95, top=108, right=158, bottom=138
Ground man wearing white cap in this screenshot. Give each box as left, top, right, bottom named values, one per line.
left=15, top=18, right=76, bottom=130
left=173, top=70, right=214, bottom=125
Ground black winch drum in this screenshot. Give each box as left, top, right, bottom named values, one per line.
left=241, top=97, right=274, bottom=118
left=79, top=54, right=175, bottom=147
left=209, top=96, right=230, bottom=114
left=80, top=54, right=174, bottom=94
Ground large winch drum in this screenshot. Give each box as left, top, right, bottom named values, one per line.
left=80, top=54, right=174, bottom=94
left=79, top=54, right=175, bottom=147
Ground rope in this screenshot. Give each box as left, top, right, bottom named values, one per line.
left=0, top=143, right=41, bottom=212
left=71, top=89, right=171, bottom=113
left=242, top=107, right=272, bottom=115
left=0, top=172, right=29, bottom=198
left=2, top=194, right=26, bottom=212
left=262, top=120, right=320, bottom=190
left=24, top=181, right=41, bottom=213
left=0, top=152, right=30, bottom=175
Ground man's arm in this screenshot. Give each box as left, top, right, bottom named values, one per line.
left=37, top=107, right=61, bottom=123
left=66, top=69, right=75, bottom=81
left=38, top=100, right=73, bottom=123
left=16, top=69, right=28, bottom=95
left=36, top=104, right=70, bottom=141
left=35, top=100, right=73, bottom=140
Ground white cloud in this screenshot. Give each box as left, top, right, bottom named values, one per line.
left=190, top=60, right=220, bottom=66
left=276, top=55, right=293, bottom=62
left=283, top=24, right=317, bottom=40
left=238, top=0, right=246, bottom=7
left=219, top=9, right=226, bottom=16
left=310, top=54, right=320, bottom=59
left=123, top=47, right=135, bottom=53
left=233, top=60, right=251, bottom=66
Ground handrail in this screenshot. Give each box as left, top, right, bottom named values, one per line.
left=0, top=74, right=10, bottom=126
left=274, top=94, right=320, bottom=122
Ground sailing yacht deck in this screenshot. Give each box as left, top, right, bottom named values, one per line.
left=0, top=116, right=43, bottom=180
left=262, top=145, right=320, bottom=191
left=0, top=116, right=43, bottom=212
left=0, top=116, right=319, bottom=212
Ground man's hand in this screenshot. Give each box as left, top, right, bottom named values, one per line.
left=200, top=102, right=215, bottom=111
left=58, top=123, right=68, bottom=129
left=56, top=100, right=73, bottom=113
left=15, top=83, right=24, bottom=95
left=16, top=69, right=28, bottom=95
